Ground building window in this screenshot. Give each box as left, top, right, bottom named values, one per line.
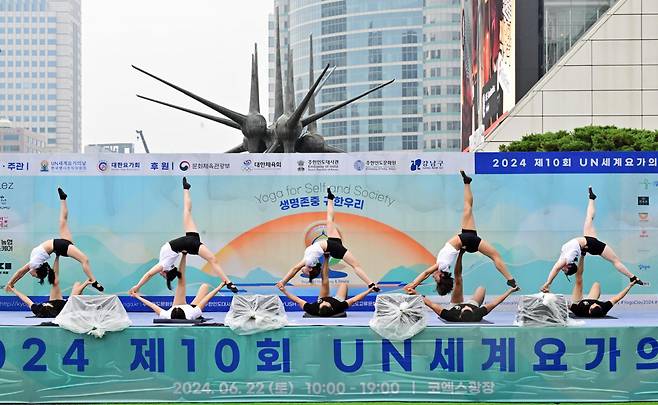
left=321, top=1, right=346, bottom=18
left=321, top=18, right=346, bottom=35
left=446, top=85, right=460, bottom=95
left=447, top=121, right=460, bottom=131
left=3, top=134, right=19, bottom=141
left=402, top=100, right=417, bottom=114
left=429, top=67, right=441, bottom=77
left=368, top=66, right=382, bottom=81
left=425, top=86, right=441, bottom=96
left=401, top=65, right=417, bottom=79
left=322, top=121, right=347, bottom=136
left=326, top=69, right=347, bottom=85
left=322, top=87, right=346, bottom=103
left=351, top=137, right=360, bottom=152
left=430, top=121, right=441, bottom=131
left=368, top=136, right=384, bottom=151
left=447, top=139, right=461, bottom=149
left=351, top=120, right=360, bottom=135
left=327, top=138, right=347, bottom=151
left=402, top=117, right=422, bottom=133
left=447, top=103, right=460, bottom=112
left=368, top=101, right=382, bottom=116
left=368, top=119, right=382, bottom=134
left=430, top=103, right=441, bottom=113
left=401, top=47, right=418, bottom=61
left=402, top=30, right=418, bottom=44
left=321, top=35, right=346, bottom=52
left=402, top=82, right=418, bottom=97
left=368, top=49, right=382, bottom=64
left=368, top=30, right=382, bottom=47
left=322, top=52, right=346, bottom=67
left=402, top=135, right=418, bottom=150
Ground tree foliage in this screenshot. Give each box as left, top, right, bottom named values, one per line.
left=499, top=126, right=658, bottom=152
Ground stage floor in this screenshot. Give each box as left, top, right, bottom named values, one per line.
left=2, top=308, right=657, bottom=328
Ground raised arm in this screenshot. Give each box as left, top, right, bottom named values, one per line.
left=8, top=286, right=34, bottom=308
left=404, top=263, right=439, bottom=292
left=277, top=284, right=307, bottom=309
left=483, top=286, right=520, bottom=313
left=5, top=263, right=31, bottom=291
left=195, top=282, right=226, bottom=310
left=130, top=292, right=164, bottom=315
left=346, top=286, right=375, bottom=306
left=610, top=279, right=638, bottom=305
left=541, top=258, right=567, bottom=293
left=129, top=264, right=164, bottom=294
left=277, top=260, right=305, bottom=287
left=421, top=295, right=445, bottom=316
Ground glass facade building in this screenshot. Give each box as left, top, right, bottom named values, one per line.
left=269, top=0, right=463, bottom=152
left=542, top=0, right=616, bottom=74
left=0, top=0, right=81, bottom=152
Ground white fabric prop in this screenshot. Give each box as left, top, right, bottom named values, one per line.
left=224, top=295, right=288, bottom=335
left=369, top=294, right=426, bottom=341
left=54, top=295, right=132, bottom=338
left=515, top=293, right=570, bottom=327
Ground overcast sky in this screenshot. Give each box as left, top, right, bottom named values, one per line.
left=82, top=1, right=271, bottom=153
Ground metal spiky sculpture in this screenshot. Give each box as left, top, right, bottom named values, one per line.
left=133, top=7, right=393, bottom=153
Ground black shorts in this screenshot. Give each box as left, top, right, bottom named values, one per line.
left=168, top=232, right=202, bottom=255
left=31, top=299, right=66, bottom=318
left=53, top=238, right=73, bottom=257
left=584, top=236, right=607, bottom=256
left=458, top=229, right=481, bottom=253
left=326, top=237, right=347, bottom=260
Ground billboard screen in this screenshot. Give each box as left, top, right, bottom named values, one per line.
left=462, top=0, right=515, bottom=149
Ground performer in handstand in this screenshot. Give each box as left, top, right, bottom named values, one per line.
left=277, top=188, right=379, bottom=291
left=541, top=186, right=643, bottom=293
left=131, top=253, right=225, bottom=320
left=409, top=249, right=519, bottom=322
left=129, top=177, right=238, bottom=294
left=5, top=187, right=103, bottom=292
left=568, top=253, right=639, bottom=318
left=405, top=171, right=517, bottom=295
left=8, top=255, right=93, bottom=318
left=278, top=253, right=375, bottom=317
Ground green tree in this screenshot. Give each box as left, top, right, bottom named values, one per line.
left=499, top=126, right=658, bottom=151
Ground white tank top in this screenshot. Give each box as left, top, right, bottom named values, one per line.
left=436, top=242, right=459, bottom=272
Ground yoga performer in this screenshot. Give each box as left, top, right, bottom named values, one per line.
left=568, top=252, right=639, bottom=318
left=541, top=186, right=643, bottom=293
left=8, top=256, right=93, bottom=318
left=278, top=252, right=375, bottom=316
left=409, top=249, right=519, bottom=322
left=131, top=253, right=225, bottom=320
left=5, top=187, right=103, bottom=292
left=276, top=188, right=379, bottom=291
left=405, top=171, right=517, bottom=296
left=129, top=177, right=238, bottom=294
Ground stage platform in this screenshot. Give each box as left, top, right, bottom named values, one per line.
left=3, top=308, right=658, bottom=327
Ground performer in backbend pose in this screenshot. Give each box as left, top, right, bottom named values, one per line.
left=276, top=188, right=380, bottom=291
left=541, top=186, right=643, bottom=293
left=568, top=253, right=639, bottom=318
left=8, top=255, right=93, bottom=318
left=131, top=253, right=225, bottom=320
left=278, top=253, right=375, bottom=317
left=129, top=177, right=238, bottom=294
left=5, top=187, right=104, bottom=292
left=409, top=249, right=519, bottom=322
left=404, top=171, right=517, bottom=296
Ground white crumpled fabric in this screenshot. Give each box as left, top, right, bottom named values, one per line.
left=224, top=295, right=288, bottom=335
left=369, top=294, right=426, bottom=341
left=515, top=293, right=577, bottom=326
left=54, top=295, right=132, bottom=338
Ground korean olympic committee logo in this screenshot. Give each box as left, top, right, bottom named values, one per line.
left=297, top=160, right=305, bottom=172
left=97, top=160, right=108, bottom=172
left=242, top=159, right=253, bottom=171
left=354, top=160, right=365, bottom=171
left=179, top=161, right=190, bottom=171
left=40, top=160, right=49, bottom=172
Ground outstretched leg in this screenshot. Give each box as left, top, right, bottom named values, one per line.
left=342, top=251, right=375, bottom=286
left=450, top=251, right=465, bottom=304
left=600, top=245, right=634, bottom=279
left=70, top=280, right=92, bottom=296
left=197, top=245, right=232, bottom=284
left=471, top=286, right=486, bottom=306
left=571, top=269, right=584, bottom=303
left=585, top=281, right=601, bottom=300
left=49, top=277, right=63, bottom=301
left=478, top=239, right=514, bottom=281
left=583, top=186, right=597, bottom=237
left=65, top=245, right=98, bottom=284
left=190, top=283, right=210, bottom=306
left=58, top=188, right=73, bottom=241
left=182, top=178, right=198, bottom=233
left=326, top=188, right=339, bottom=238
left=460, top=171, right=476, bottom=230
left=334, top=283, right=348, bottom=301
